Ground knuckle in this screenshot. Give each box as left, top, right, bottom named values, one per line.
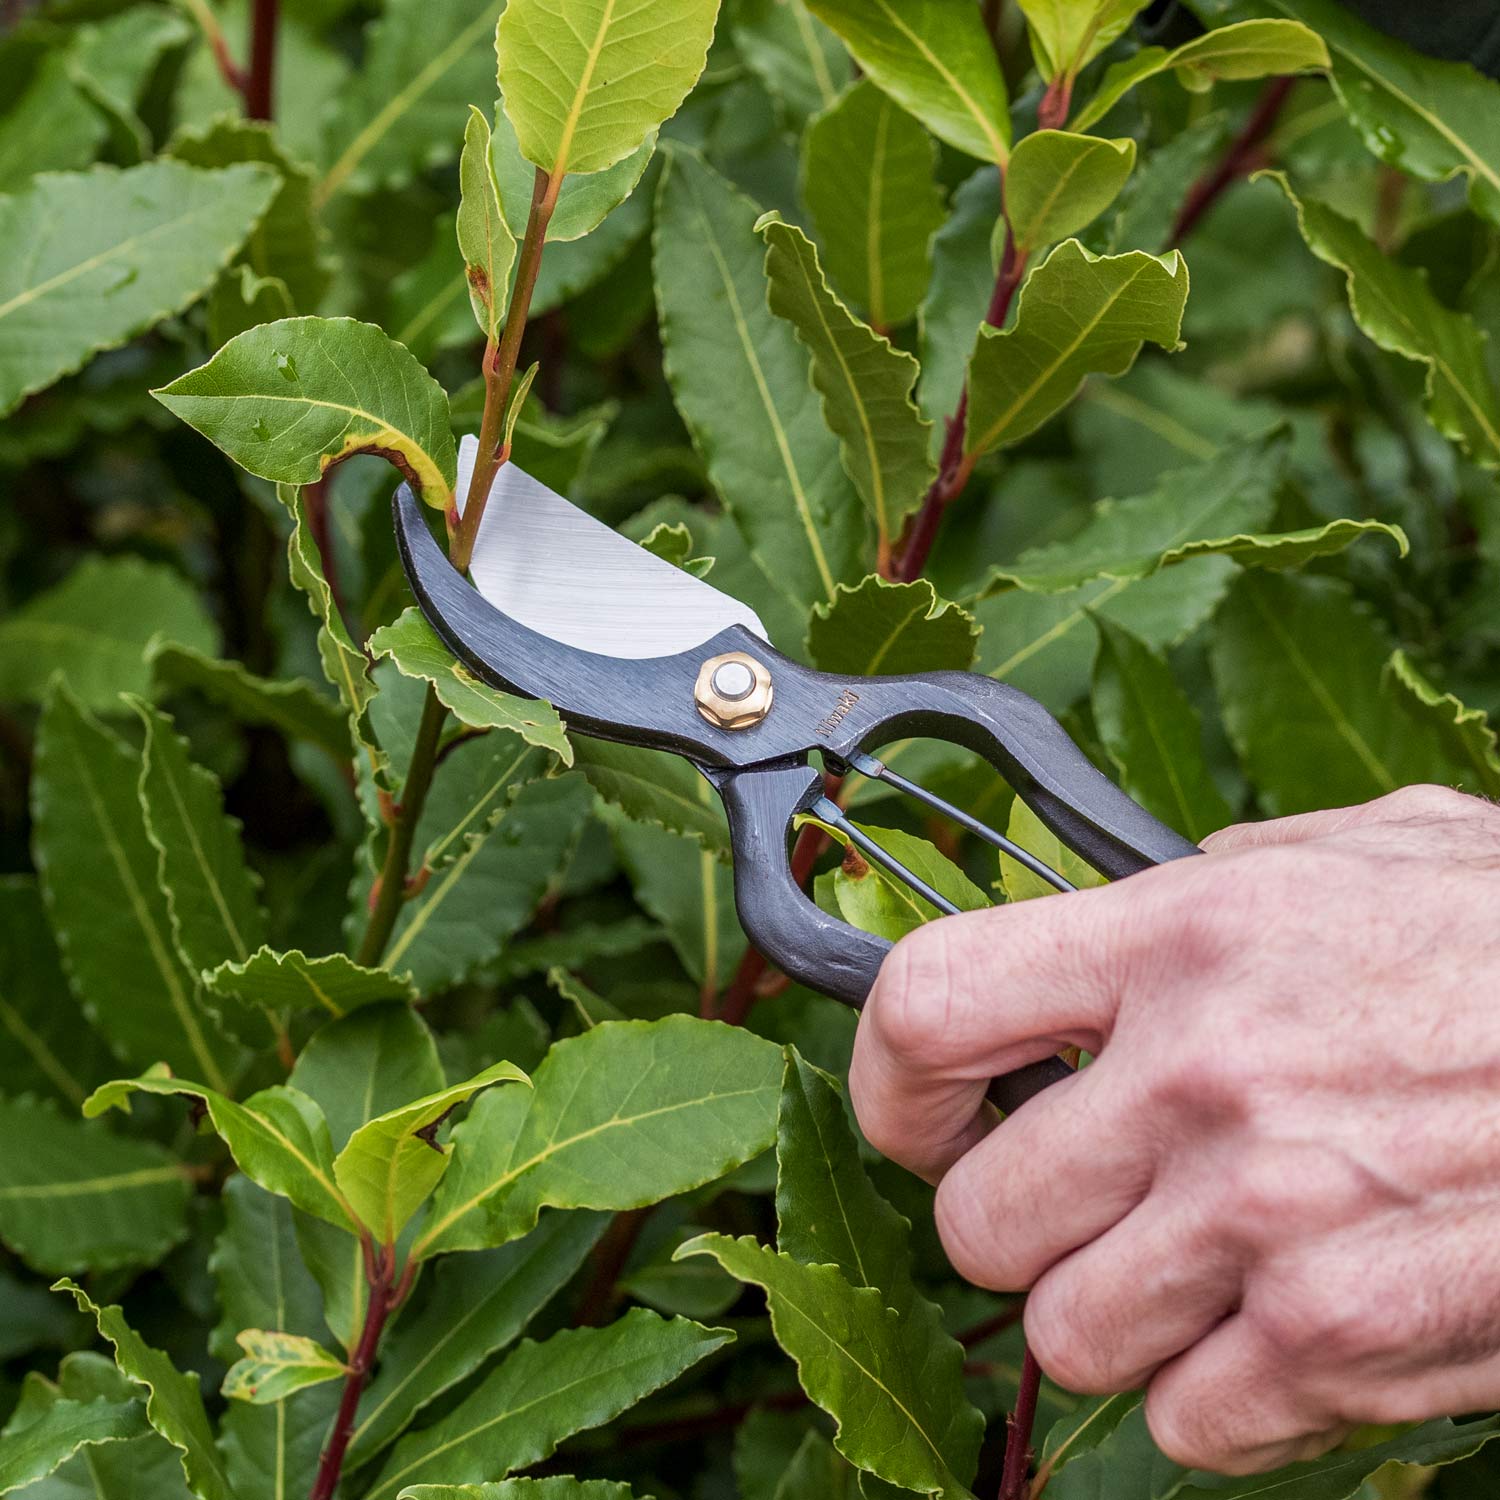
left=1378, top=783, right=1475, bottom=823
left=1024, top=1278, right=1119, bottom=1394
left=1144, top=1386, right=1230, bottom=1472
left=1215, top=1153, right=1308, bottom=1248
left=868, top=924, right=963, bottom=1067
left=1249, top=1265, right=1384, bottom=1369
left=933, top=1168, right=1017, bottom=1292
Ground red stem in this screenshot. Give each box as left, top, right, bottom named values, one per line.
left=244, top=0, right=277, bottom=120
left=310, top=1245, right=407, bottom=1500
left=1168, top=76, right=1296, bottom=246
left=892, top=230, right=1028, bottom=583
left=997, top=1348, right=1043, bottom=1500
left=574, top=1208, right=651, bottom=1326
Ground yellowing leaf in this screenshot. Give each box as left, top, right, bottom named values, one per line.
left=457, top=106, right=517, bottom=341
left=222, top=1331, right=347, bottom=1405
left=154, top=316, right=456, bottom=506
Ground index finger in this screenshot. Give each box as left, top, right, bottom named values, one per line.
left=848, top=884, right=1143, bottom=1182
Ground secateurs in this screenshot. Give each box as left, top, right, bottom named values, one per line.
left=394, top=439, right=1200, bottom=1112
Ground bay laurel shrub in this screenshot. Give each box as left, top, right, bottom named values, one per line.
left=1, top=0, right=1499, bottom=1496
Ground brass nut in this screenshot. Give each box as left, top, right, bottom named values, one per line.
left=695, top=652, right=773, bottom=730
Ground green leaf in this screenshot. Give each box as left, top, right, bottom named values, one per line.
left=167, top=116, right=331, bottom=313
left=0, top=1095, right=188, bottom=1276
left=279, top=482, right=377, bottom=737
left=0, top=878, right=113, bottom=1110
left=818, top=820, right=989, bottom=940
left=773, top=1431, right=862, bottom=1500
left=53, top=1280, right=236, bottom=1500
left=31, top=683, right=240, bottom=1093
left=1210, top=571, right=1454, bottom=817
left=86, top=1071, right=356, bottom=1233
left=458, top=106, right=517, bottom=342
left=775, top=1056, right=913, bottom=1299
left=1014, top=0, right=1148, bottom=80
left=66, top=6, right=193, bottom=156
left=154, top=316, right=457, bottom=505
left=211, top=1177, right=338, bottom=1500
left=973, top=557, right=1235, bottom=711
left=918, top=164, right=1000, bottom=437
left=0, top=53, right=107, bottom=191
left=348, top=1211, right=608, bottom=1463
left=805, top=0, right=1010, bottom=164
left=775, top=1056, right=981, bottom=1486
left=1044, top=1400, right=1500, bottom=1500
left=1266, top=172, right=1500, bottom=469
left=731, top=0, right=850, bottom=128
left=655, top=151, right=870, bottom=610
left=986, top=431, right=1271, bottom=579
left=758, top=214, right=935, bottom=550
left=800, top=79, right=945, bottom=330
left=975, top=432, right=1399, bottom=595
left=606, top=813, right=746, bottom=990
left=964, top=241, right=1189, bottom=462
left=1072, top=19, right=1330, bottom=132
left=377, top=772, right=593, bottom=992
left=497, top=0, right=718, bottom=176
left=133, top=698, right=268, bottom=984
left=0, top=158, right=277, bottom=418
left=0, top=556, right=216, bottom=712
left=490, top=100, right=656, bottom=243
left=222, top=1331, right=347, bottom=1405
left=1005, top=132, right=1136, bottom=254
left=1197, top=0, right=1500, bottom=229
left=1386, top=650, right=1500, bottom=799
left=369, top=608, right=572, bottom=764
left=289, top=1002, right=446, bottom=1154
left=572, top=740, right=731, bottom=858
left=416, top=1015, right=782, bottom=1257
left=366, top=1310, right=732, bottom=1500
left=333, top=1060, right=530, bottom=1245
left=1092, top=618, right=1232, bottom=844
left=205, top=947, right=418, bottom=1021
left=1000, top=799, right=1104, bottom=901
left=318, top=0, right=496, bottom=201
left=0, top=1380, right=148, bottom=1494
left=402, top=1484, right=643, bottom=1500
left=678, top=1234, right=976, bottom=1497
left=807, top=577, right=978, bottom=676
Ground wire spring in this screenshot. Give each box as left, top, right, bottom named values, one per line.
left=813, top=750, right=1075, bottom=912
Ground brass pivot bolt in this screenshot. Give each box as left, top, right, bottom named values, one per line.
left=695, top=651, right=773, bottom=730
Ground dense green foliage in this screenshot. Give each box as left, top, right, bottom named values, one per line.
left=2, top=0, right=1500, bottom=1497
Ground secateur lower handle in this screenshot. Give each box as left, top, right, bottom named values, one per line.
left=711, top=666, right=1202, bottom=1116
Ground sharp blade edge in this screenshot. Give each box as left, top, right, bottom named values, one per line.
left=456, top=436, right=767, bottom=659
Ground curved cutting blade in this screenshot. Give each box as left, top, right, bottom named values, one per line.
left=457, top=437, right=766, bottom=659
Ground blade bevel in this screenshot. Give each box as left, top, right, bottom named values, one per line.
left=456, top=436, right=766, bottom=659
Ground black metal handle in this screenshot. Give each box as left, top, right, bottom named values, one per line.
left=708, top=668, right=1201, bottom=1115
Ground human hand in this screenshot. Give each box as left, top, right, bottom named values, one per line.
left=849, top=785, right=1500, bottom=1475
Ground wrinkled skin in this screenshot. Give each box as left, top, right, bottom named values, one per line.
left=850, top=786, right=1500, bottom=1475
